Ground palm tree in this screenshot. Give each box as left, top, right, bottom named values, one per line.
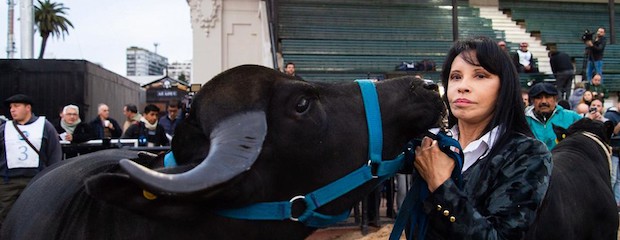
left=34, top=0, right=74, bottom=59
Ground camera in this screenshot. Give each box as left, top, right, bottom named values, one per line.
left=590, top=107, right=597, bottom=113
left=182, top=93, right=194, bottom=118
left=582, top=29, right=595, bottom=42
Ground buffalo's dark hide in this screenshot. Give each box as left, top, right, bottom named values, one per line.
left=526, top=118, right=618, bottom=239
left=1, top=65, right=444, bottom=240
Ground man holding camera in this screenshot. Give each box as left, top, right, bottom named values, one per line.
left=585, top=27, right=607, bottom=83
left=586, top=98, right=608, bottom=122
left=525, top=83, right=582, bottom=150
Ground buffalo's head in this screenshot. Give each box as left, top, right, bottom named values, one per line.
left=86, top=65, right=444, bottom=220
left=553, top=118, right=614, bottom=144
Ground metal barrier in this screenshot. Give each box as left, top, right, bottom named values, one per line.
left=60, top=139, right=170, bottom=159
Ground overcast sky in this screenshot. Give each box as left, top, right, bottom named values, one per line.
left=0, top=0, right=193, bottom=76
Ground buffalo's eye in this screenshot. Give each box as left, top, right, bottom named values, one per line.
left=295, top=97, right=310, bottom=114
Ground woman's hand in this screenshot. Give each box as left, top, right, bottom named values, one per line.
left=414, top=136, right=456, bottom=192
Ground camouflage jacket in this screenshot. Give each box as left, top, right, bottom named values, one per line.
left=422, top=133, right=552, bottom=240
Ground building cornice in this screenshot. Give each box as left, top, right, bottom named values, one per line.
left=187, top=0, right=221, bottom=37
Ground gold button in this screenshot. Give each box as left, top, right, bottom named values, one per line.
left=436, top=205, right=442, bottom=211
left=443, top=210, right=450, bottom=216
left=449, top=216, right=456, bottom=222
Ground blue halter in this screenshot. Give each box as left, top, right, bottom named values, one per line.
left=175, top=79, right=402, bottom=228
left=161, top=79, right=463, bottom=234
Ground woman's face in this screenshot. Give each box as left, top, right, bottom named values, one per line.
left=583, top=91, right=593, bottom=101
left=447, top=52, right=500, bottom=126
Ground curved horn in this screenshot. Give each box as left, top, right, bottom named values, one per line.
left=120, top=111, right=267, bottom=195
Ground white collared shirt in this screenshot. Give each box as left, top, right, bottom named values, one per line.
left=430, top=125, right=501, bottom=172
left=517, top=50, right=533, bottom=66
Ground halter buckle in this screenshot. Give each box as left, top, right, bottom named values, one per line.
left=367, top=160, right=379, bottom=178
left=289, top=195, right=306, bottom=221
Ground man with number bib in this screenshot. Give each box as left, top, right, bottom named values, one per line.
left=0, top=94, right=62, bottom=226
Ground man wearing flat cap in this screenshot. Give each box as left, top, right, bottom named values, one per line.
left=0, top=94, right=62, bottom=225
left=525, top=83, right=582, bottom=149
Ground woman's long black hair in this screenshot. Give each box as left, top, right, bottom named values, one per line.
left=440, top=36, right=533, bottom=154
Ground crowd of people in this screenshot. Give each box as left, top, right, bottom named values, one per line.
left=0, top=99, right=183, bottom=161
left=0, top=97, right=185, bottom=226
left=0, top=33, right=614, bottom=237
left=284, top=34, right=613, bottom=238
left=52, top=101, right=182, bottom=148
left=518, top=38, right=620, bottom=237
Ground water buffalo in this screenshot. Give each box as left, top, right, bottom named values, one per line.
left=1, top=65, right=445, bottom=240
left=526, top=118, right=619, bottom=239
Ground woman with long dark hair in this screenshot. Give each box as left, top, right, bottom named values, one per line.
left=412, top=36, right=552, bottom=239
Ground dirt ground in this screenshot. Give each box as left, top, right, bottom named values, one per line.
left=306, top=224, right=403, bottom=240
left=308, top=221, right=620, bottom=240
left=306, top=197, right=620, bottom=240
left=305, top=199, right=402, bottom=240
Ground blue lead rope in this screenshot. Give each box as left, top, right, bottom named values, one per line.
left=389, top=131, right=464, bottom=240
left=163, top=151, right=177, bottom=167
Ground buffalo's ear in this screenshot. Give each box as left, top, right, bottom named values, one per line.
left=552, top=124, right=568, bottom=143
left=85, top=171, right=201, bottom=220
left=603, top=120, right=614, bottom=144
left=566, top=118, right=610, bottom=143
left=170, top=119, right=210, bottom=166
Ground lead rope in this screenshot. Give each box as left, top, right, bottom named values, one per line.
left=389, top=130, right=464, bottom=240
left=581, top=131, right=612, bottom=177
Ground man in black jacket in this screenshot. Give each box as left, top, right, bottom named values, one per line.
left=549, top=50, right=574, bottom=100
left=585, top=27, right=607, bottom=83
left=54, top=105, right=95, bottom=158
left=122, top=104, right=169, bottom=147
left=55, top=105, right=95, bottom=144
left=284, top=62, right=304, bottom=80
left=89, top=103, right=122, bottom=140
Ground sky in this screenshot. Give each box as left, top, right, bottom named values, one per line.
left=0, top=0, right=193, bottom=76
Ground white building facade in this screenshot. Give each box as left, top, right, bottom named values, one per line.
left=168, top=61, right=192, bottom=84
left=126, top=46, right=169, bottom=76
left=187, top=0, right=275, bottom=85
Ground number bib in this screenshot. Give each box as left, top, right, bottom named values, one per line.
left=4, top=117, right=45, bottom=169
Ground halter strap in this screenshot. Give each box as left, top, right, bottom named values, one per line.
left=211, top=79, right=404, bottom=227
left=163, top=151, right=177, bottom=167
left=356, top=79, right=383, bottom=166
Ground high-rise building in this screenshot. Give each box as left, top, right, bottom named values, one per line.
left=126, top=46, right=168, bottom=76
left=168, top=61, right=192, bottom=84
